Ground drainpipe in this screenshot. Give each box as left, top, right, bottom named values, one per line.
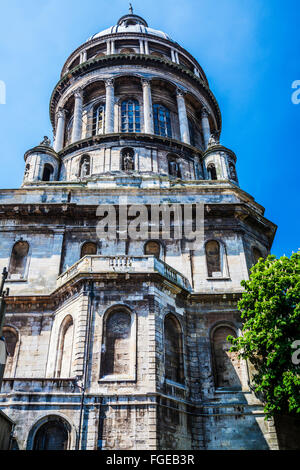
left=76, top=280, right=94, bottom=450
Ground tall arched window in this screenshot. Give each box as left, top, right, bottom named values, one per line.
left=42, top=164, right=54, bottom=182
left=212, top=325, right=242, bottom=390
left=121, top=99, right=141, bottom=133
left=81, top=242, right=97, bottom=258
left=101, top=309, right=133, bottom=378
left=2, top=327, right=18, bottom=377
left=79, top=154, right=91, bottom=178
left=8, top=241, right=29, bottom=278
left=164, top=314, right=184, bottom=384
left=207, top=163, right=217, bottom=180
left=206, top=240, right=221, bottom=278
left=93, top=103, right=105, bottom=135
left=153, top=104, right=172, bottom=138
left=144, top=240, right=161, bottom=259
left=56, top=315, right=74, bottom=378
left=33, top=418, right=70, bottom=450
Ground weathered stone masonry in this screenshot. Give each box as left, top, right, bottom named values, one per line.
left=0, top=10, right=280, bottom=450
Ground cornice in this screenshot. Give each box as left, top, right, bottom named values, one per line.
left=57, top=132, right=204, bottom=158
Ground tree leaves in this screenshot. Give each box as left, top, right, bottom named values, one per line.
left=229, top=251, right=300, bottom=417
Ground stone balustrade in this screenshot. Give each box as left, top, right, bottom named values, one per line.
left=57, top=255, right=191, bottom=291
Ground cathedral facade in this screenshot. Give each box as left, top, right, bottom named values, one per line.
left=0, top=10, right=279, bottom=450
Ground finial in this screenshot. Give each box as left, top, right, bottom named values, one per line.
left=129, top=3, right=133, bottom=14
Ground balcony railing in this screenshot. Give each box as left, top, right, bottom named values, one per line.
left=57, top=255, right=191, bottom=291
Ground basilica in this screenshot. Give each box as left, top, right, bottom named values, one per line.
left=0, top=9, right=279, bottom=450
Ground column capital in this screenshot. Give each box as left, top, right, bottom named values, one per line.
left=141, top=78, right=151, bottom=87
left=105, top=78, right=114, bottom=88
left=201, top=107, right=209, bottom=118
left=176, top=88, right=186, bottom=97
left=57, top=108, right=66, bottom=119
left=74, top=88, right=83, bottom=99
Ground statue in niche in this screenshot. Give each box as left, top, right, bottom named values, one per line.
left=40, top=136, right=51, bottom=147
left=169, top=160, right=180, bottom=177
left=80, top=157, right=90, bottom=178
left=208, top=132, right=219, bottom=148
left=123, top=151, right=134, bottom=171
left=229, top=164, right=237, bottom=181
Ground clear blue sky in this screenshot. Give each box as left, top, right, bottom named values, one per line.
left=0, top=0, right=299, bottom=258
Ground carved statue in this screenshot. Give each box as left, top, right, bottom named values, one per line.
left=129, top=3, right=134, bottom=14
left=208, top=133, right=219, bottom=148
left=40, top=136, right=51, bottom=147
left=123, top=152, right=134, bottom=171
left=169, top=160, right=179, bottom=177
left=24, top=165, right=30, bottom=180
left=80, top=158, right=90, bottom=178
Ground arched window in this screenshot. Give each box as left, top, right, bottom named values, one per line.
left=2, top=327, right=18, bottom=377
left=164, top=314, right=184, bottom=384
left=101, top=309, right=133, bottom=378
left=153, top=104, right=172, bottom=138
left=56, top=315, right=74, bottom=378
left=81, top=242, right=97, bottom=258
left=79, top=154, right=91, bottom=178
left=93, top=103, right=105, bottom=135
left=144, top=240, right=161, bottom=259
left=252, top=247, right=263, bottom=265
left=167, top=155, right=181, bottom=178
left=121, top=147, right=135, bottom=171
left=207, top=163, right=217, bottom=180
left=42, top=164, right=54, bottom=182
left=33, top=418, right=70, bottom=450
left=212, top=325, right=242, bottom=390
left=121, top=99, right=141, bottom=133
left=206, top=240, right=221, bottom=278
left=8, top=241, right=29, bottom=278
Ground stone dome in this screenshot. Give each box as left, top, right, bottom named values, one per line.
left=87, top=12, right=173, bottom=42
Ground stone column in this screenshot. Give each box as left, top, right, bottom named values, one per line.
left=111, top=40, right=115, bottom=54
left=201, top=107, right=211, bottom=149
left=175, top=51, right=180, bottom=64
left=176, top=89, right=190, bottom=144
left=71, top=89, right=83, bottom=143
left=80, top=50, right=87, bottom=64
left=54, top=108, right=66, bottom=152
left=106, top=40, right=111, bottom=55
left=105, top=79, right=115, bottom=134
left=142, top=79, right=154, bottom=134
left=144, top=40, right=149, bottom=55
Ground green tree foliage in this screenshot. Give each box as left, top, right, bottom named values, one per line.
left=228, top=252, right=300, bottom=417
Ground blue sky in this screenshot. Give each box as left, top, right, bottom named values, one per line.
left=0, top=0, right=299, bottom=257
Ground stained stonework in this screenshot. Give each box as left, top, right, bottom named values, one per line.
left=0, top=9, right=281, bottom=450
